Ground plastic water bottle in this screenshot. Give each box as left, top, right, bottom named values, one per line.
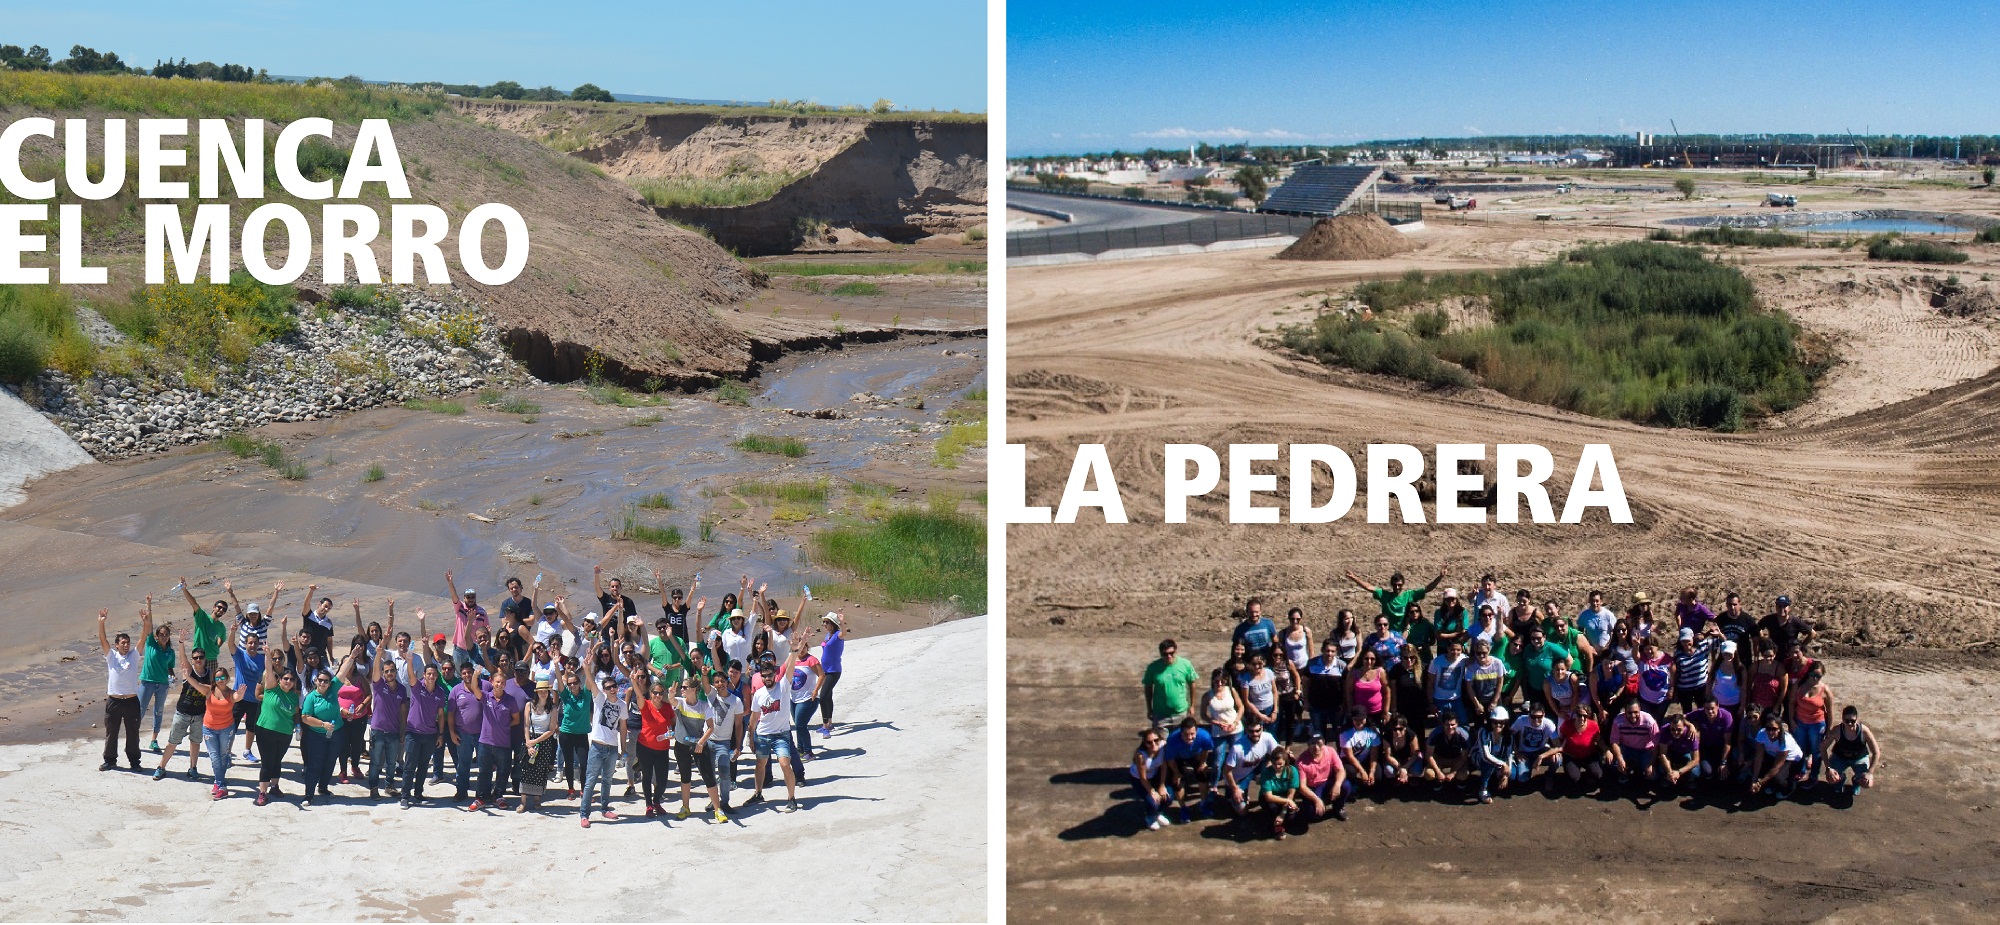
left=534, top=572, right=543, bottom=587
left=169, top=582, right=184, bottom=593
left=803, top=585, right=812, bottom=601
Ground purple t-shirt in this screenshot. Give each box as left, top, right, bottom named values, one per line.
left=1689, top=706, right=1734, bottom=751
left=1676, top=601, right=1715, bottom=633
left=502, top=680, right=529, bottom=746
left=406, top=683, right=451, bottom=735
left=820, top=631, right=844, bottom=675
left=477, top=692, right=516, bottom=748
left=370, top=680, right=410, bottom=733
left=449, top=684, right=485, bottom=740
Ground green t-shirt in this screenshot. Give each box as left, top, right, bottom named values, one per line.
left=300, top=689, right=343, bottom=737
left=1142, top=657, right=1199, bottom=717
left=1520, top=641, right=1574, bottom=692
left=257, top=687, right=301, bottom=735
left=649, top=635, right=693, bottom=686
left=558, top=686, right=594, bottom=734
left=141, top=636, right=176, bottom=685
left=191, top=608, right=225, bottom=662
left=1372, top=587, right=1427, bottom=633
left=1405, top=615, right=1437, bottom=649
left=1255, top=763, right=1300, bottom=794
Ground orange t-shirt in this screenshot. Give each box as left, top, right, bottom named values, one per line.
left=204, top=688, right=236, bottom=730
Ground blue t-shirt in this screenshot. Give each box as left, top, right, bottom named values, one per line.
left=1160, top=728, right=1214, bottom=762
left=820, top=631, right=845, bottom=674
left=1368, top=631, right=1407, bottom=669
left=1233, top=618, right=1276, bottom=653
left=233, top=649, right=265, bottom=702
left=1339, top=726, right=1380, bottom=762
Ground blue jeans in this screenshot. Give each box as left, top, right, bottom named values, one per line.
left=301, top=730, right=335, bottom=796
left=453, top=734, right=481, bottom=796
left=477, top=742, right=508, bottom=800
left=1794, top=720, right=1827, bottom=779
left=581, top=741, right=619, bottom=818
left=711, top=742, right=738, bottom=808
left=402, top=732, right=438, bottom=798
left=140, top=681, right=171, bottom=740
left=1433, top=698, right=1466, bottom=726
left=1618, top=744, right=1656, bottom=779
left=790, top=699, right=816, bottom=773
left=203, top=726, right=234, bottom=788
left=368, top=729, right=405, bottom=793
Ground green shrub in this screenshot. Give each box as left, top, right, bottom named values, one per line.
left=1655, top=384, right=1745, bottom=432
left=1867, top=237, right=1968, bottom=264
left=637, top=492, right=675, bottom=510
left=732, top=434, right=808, bottom=457
left=739, top=479, right=831, bottom=505
left=613, top=504, right=682, bottom=547
left=832, top=282, right=882, bottom=296
left=0, top=305, right=52, bottom=384
left=363, top=463, right=386, bottom=483
left=1976, top=225, right=2000, bottom=244
left=716, top=380, right=752, bottom=405
left=1682, top=226, right=1807, bottom=247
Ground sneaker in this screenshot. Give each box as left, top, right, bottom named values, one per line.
left=787, top=799, right=800, bottom=813
left=645, top=805, right=658, bottom=818
left=744, top=793, right=765, bottom=807
left=99, top=761, right=115, bottom=772
left=712, top=808, right=728, bottom=823
left=152, top=767, right=165, bottom=781
left=148, top=739, right=161, bottom=753
left=676, top=806, right=690, bottom=820
left=600, top=810, right=620, bottom=821
left=244, top=750, right=257, bottom=762
left=819, top=725, right=832, bottom=738
left=212, top=785, right=225, bottom=800
left=494, top=798, right=509, bottom=811
left=338, top=774, right=348, bottom=785
left=466, top=800, right=484, bottom=812
left=1148, top=815, right=1163, bottom=831
left=369, top=789, right=379, bottom=800
left=256, top=792, right=269, bottom=807
left=1333, top=807, right=1349, bottom=822
left=1479, top=791, right=1493, bottom=804
left=580, top=817, right=592, bottom=829
left=184, top=768, right=198, bottom=782
left=569, top=788, right=578, bottom=800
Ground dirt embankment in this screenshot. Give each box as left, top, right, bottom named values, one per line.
left=10, top=106, right=766, bottom=386
left=1277, top=213, right=1414, bottom=261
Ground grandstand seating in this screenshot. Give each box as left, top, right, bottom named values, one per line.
left=1259, top=165, right=1383, bottom=216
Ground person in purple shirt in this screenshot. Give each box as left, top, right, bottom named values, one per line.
left=1689, top=698, right=1735, bottom=781
left=1675, top=586, right=1716, bottom=634
left=501, top=659, right=530, bottom=798
left=400, top=662, right=451, bottom=808
left=367, top=619, right=410, bottom=801
left=447, top=670, right=487, bottom=801
left=816, top=611, right=848, bottom=738
left=467, top=666, right=520, bottom=812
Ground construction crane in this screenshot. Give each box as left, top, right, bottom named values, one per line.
left=1671, top=119, right=1694, bottom=169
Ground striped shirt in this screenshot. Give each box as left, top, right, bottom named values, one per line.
left=1673, top=638, right=1716, bottom=690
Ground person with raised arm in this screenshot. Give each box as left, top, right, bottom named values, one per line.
left=399, top=645, right=450, bottom=809
left=444, top=569, right=488, bottom=671
left=595, top=564, right=638, bottom=624
left=816, top=609, right=849, bottom=738
left=178, top=630, right=243, bottom=800
left=579, top=650, right=628, bottom=828
left=152, top=606, right=215, bottom=782
left=251, top=637, right=300, bottom=806
left=99, top=605, right=148, bottom=771
left=178, top=576, right=230, bottom=665
left=1345, top=565, right=1447, bottom=635
left=703, top=667, right=745, bottom=818
left=230, top=602, right=269, bottom=767
left=463, top=653, right=517, bottom=812
left=296, top=650, right=352, bottom=804
left=297, top=583, right=337, bottom=656
left=745, top=636, right=805, bottom=813
left=364, top=608, right=409, bottom=801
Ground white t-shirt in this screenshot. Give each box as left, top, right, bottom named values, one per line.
left=1428, top=654, right=1467, bottom=701
left=1510, top=715, right=1558, bottom=753
left=751, top=682, right=790, bottom=736
left=705, top=693, right=744, bottom=741
left=1756, top=728, right=1804, bottom=761
left=588, top=688, right=625, bottom=747
left=106, top=648, right=142, bottom=697
left=770, top=627, right=794, bottom=665
left=533, top=618, right=562, bottom=647
left=718, top=627, right=753, bottom=666
left=787, top=656, right=820, bottom=705
left=1227, top=730, right=1278, bottom=781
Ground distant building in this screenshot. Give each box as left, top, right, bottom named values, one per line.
left=1606, top=143, right=1858, bottom=169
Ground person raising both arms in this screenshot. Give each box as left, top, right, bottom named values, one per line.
left=177, top=630, right=243, bottom=800
left=1822, top=705, right=1879, bottom=795
left=579, top=653, right=630, bottom=828
left=444, top=570, right=488, bottom=672
left=99, top=605, right=150, bottom=772
left=251, top=636, right=301, bottom=806
left=595, top=564, right=639, bottom=625
left=176, top=577, right=231, bottom=666
left=296, top=583, right=337, bottom=657
left=1345, top=565, right=1447, bottom=636
left=746, top=643, right=806, bottom=813
left=137, top=601, right=174, bottom=755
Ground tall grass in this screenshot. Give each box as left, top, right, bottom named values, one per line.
left=832, top=282, right=882, bottom=296
left=219, top=433, right=308, bottom=480
left=739, top=479, right=831, bottom=505
left=811, top=509, right=986, bottom=608
left=0, top=70, right=449, bottom=121
left=0, top=285, right=94, bottom=384
left=935, top=419, right=987, bottom=468
left=733, top=434, right=808, bottom=457
left=637, top=492, right=676, bottom=510
left=630, top=172, right=799, bottom=208
left=1975, top=225, right=2000, bottom=244
left=613, top=504, right=683, bottom=547
left=1668, top=226, right=1808, bottom=247
left=1867, top=237, right=1969, bottom=264
left=758, top=260, right=986, bottom=277
left=1289, top=242, right=1820, bottom=431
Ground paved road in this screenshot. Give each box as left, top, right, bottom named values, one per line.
left=1010, top=190, right=1218, bottom=235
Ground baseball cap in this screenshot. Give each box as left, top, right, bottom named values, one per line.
left=1489, top=705, right=1509, bottom=722
left=1442, top=588, right=1458, bottom=599
left=1720, top=640, right=1738, bottom=655
left=542, top=602, right=557, bottom=612
left=1776, top=595, right=1792, bottom=607
left=1678, top=627, right=1694, bottom=641
left=431, top=633, right=447, bottom=644
left=245, top=601, right=262, bottom=614
left=462, top=588, right=477, bottom=598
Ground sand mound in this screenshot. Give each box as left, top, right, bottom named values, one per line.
left=1277, top=213, right=1415, bottom=261
left=1942, top=285, right=2000, bottom=320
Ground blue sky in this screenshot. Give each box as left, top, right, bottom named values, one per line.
left=3, top=1, right=987, bottom=111
left=1010, top=0, right=2000, bottom=155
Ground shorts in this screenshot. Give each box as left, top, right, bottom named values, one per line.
left=1149, top=710, right=1189, bottom=730
left=751, top=731, right=794, bottom=760
left=167, top=711, right=203, bottom=747
left=1829, top=753, right=1871, bottom=777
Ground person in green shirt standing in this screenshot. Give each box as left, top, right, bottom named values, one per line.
left=1515, top=625, right=1573, bottom=714
left=178, top=576, right=230, bottom=664
left=252, top=646, right=302, bottom=806
left=1141, top=639, right=1199, bottom=728
left=139, top=596, right=175, bottom=752
left=296, top=652, right=353, bottom=805
left=556, top=669, right=594, bottom=800
left=1344, top=566, right=1447, bottom=634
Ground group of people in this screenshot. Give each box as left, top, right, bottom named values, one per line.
left=97, top=566, right=854, bottom=827
left=1134, top=568, right=1883, bottom=839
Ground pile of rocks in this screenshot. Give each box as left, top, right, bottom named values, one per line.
left=22, top=294, right=532, bottom=460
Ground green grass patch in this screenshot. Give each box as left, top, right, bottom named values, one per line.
left=1975, top=225, right=2000, bottom=244
left=811, top=509, right=986, bottom=609
left=1867, top=237, right=1970, bottom=264
left=362, top=463, right=386, bottom=483
left=1287, top=242, right=1821, bottom=431
left=0, top=70, right=450, bottom=121
left=699, top=519, right=718, bottom=543
left=613, top=504, right=683, bottom=547
left=636, top=492, right=676, bottom=510
left=218, top=433, right=307, bottom=480
left=1659, top=226, right=1809, bottom=248
left=402, top=398, right=465, bottom=415
left=584, top=382, right=668, bottom=407
left=733, top=434, right=809, bottom=457
left=935, top=419, right=987, bottom=468
left=758, top=260, right=986, bottom=277
left=740, top=479, right=832, bottom=505
left=477, top=390, right=540, bottom=415
left=716, top=380, right=753, bottom=406
left=0, top=284, right=96, bottom=384
left=831, top=282, right=883, bottom=297
left=849, top=481, right=896, bottom=499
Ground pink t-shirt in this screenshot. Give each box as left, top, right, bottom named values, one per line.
left=338, top=683, right=370, bottom=722
left=1296, top=746, right=1339, bottom=788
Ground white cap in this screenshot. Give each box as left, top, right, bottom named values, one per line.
left=1442, top=588, right=1459, bottom=599
left=1489, top=705, right=1509, bottom=722
left=1720, top=640, right=1738, bottom=655
left=1678, top=627, right=1695, bottom=641
left=462, top=588, right=477, bottom=598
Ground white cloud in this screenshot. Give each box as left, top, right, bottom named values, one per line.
left=1133, top=126, right=1315, bottom=141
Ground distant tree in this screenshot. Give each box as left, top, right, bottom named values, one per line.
left=1985, top=167, right=1996, bottom=186
left=529, top=85, right=562, bottom=101
left=56, top=45, right=135, bottom=74
left=1184, top=176, right=1210, bottom=188
left=1402, top=152, right=1420, bottom=167
left=1120, top=186, right=1144, bottom=199
left=570, top=83, right=614, bottom=102
left=1232, top=166, right=1269, bottom=204
left=1674, top=177, right=1698, bottom=200
left=871, top=98, right=895, bottom=114
left=484, top=80, right=526, bottom=100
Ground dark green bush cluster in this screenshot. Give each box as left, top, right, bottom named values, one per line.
left=1675, top=226, right=1808, bottom=247
left=1976, top=225, right=2000, bottom=244
left=1305, top=242, right=1820, bottom=431
left=1867, top=237, right=1969, bottom=264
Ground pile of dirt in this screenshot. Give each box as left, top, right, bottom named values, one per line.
left=1941, top=284, right=2000, bottom=319
left=1276, top=213, right=1415, bottom=261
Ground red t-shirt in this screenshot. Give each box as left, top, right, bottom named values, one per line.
left=639, top=699, right=673, bottom=749
left=1561, top=717, right=1601, bottom=760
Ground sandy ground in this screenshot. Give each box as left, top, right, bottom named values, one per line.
left=0, top=615, right=986, bottom=923
left=1005, top=177, right=2000, bottom=921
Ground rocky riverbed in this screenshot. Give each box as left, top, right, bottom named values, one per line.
left=11, top=294, right=531, bottom=460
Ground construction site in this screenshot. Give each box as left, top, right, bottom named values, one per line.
left=1005, top=159, right=2000, bottom=921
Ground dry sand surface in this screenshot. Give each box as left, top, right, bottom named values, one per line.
left=1005, top=177, right=2000, bottom=921
left=0, top=616, right=985, bottom=923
